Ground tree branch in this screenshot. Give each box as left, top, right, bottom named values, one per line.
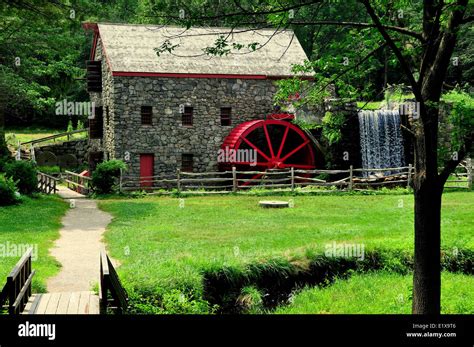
left=438, top=134, right=473, bottom=185
left=313, top=42, right=388, bottom=96
left=289, top=20, right=425, bottom=42
left=461, top=15, right=474, bottom=23
left=362, top=0, right=423, bottom=101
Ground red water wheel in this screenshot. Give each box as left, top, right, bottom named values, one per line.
left=220, top=118, right=316, bottom=184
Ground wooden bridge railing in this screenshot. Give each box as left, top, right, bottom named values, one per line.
left=37, top=172, right=59, bottom=194
left=62, top=170, right=91, bottom=195
left=0, top=248, right=36, bottom=314
left=99, top=250, right=128, bottom=314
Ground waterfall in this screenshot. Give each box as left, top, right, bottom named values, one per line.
left=358, top=110, right=405, bottom=176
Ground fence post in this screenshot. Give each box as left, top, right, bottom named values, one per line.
left=177, top=169, right=181, bottom=195
left=232, top=166, right=237, bottom=192
left=467, top=158, right=472, bottom=190
left=349, top=165, right=353, bottom=191
left=290, top=167, right=295, bottom=192
left=407, top=164, right=412, bottom=190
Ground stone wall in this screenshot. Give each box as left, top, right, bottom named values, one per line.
left=35, top=139, right=89, bottom=168
left=89, top=39, right=279, bottom=179
left=109, top=76, right=277, bottom=178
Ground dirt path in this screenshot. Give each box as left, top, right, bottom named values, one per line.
left=46, top=186, right=113, bottom=293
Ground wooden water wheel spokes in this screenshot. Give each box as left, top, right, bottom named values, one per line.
left=220, top=119, right=316, bottom=186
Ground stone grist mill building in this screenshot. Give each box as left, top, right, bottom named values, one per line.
left=82, top=23, right=317, bottom=185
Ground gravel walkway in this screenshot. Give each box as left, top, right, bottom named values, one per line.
left=46, top=186, right=113, bottom=292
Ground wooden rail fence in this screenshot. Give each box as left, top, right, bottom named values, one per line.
left=0, top=248, right=35, bottom=314
left=120, top=160, right=472, bottom=194
left=20, top=128, right=88, bottom=147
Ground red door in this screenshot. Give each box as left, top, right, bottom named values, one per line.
left=140, top=154, right=154, bottom=188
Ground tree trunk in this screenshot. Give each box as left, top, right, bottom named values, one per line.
left=412, top=105, right=442, bottom=314
left=412, top=180, right=442, bottom=314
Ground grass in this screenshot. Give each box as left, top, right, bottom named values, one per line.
left=99, top=191, right=473, bottom=301
left=356, top=101, right=381, bottom=110
left=275, top=271, right=474, bottom=314
left=0, top=195, right=68, bottom=293
left=442, top=90, right=474, bottom=108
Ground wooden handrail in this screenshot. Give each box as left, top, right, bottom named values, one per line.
left=0, top=248, right=35, bottom=314
left=37, top=172, right=59, bottom=194
left=20, top=128, right=88, bottom=146
left=99, top=249, right=128, bottom=314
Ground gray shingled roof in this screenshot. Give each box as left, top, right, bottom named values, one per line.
left=97, top=23, right=310, bottom=76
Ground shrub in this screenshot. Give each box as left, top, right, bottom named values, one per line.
left=0, top=174, right=20, bottom=206
left=91, top=160, right=127, bottom=194
left=66, top=120, right=74, bottom=133
left=0, top=155, right=14, bottom=172
left=4, top=160, right=37, bottom=195
left=126, top=286, right=215, bottom=314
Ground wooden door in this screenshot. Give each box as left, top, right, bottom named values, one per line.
left=140, top=154, right=154, bottom=188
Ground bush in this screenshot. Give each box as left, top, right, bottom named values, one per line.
left=0, top=174, right=20, bottom=206
left=0, top=155, right=14, bottom=172
left=91, top=160, right=127, bottom=194
left=4, top=160, right=37, bottom=195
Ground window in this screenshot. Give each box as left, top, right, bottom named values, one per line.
left=86, top=60, right=102, bottom=92
left=89, top=106, right=103, bottom=139
left=181, top=154, right=194, bottom=172
left=182, top=106, right=193, bottom=126
left=220, top=107, right=231, bottom=126
left=141, top=106, right=153, bottom=125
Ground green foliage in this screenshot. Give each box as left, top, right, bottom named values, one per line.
left=383, top=84, right=414, bottom=104
left=320, top=111, right=345, bottom=145
left=126, top=287, right=215, bottom=314
left=66, top=120, right=74, bottom=133
left=91, top=160, right=127, bottom=194
left=0, top=155, right=14, bottom=172
left=4, top=160, right=38, bottom=195
left=76, top=120, right=85, bottom=130
left=37, top=165, right=61, bottom=175
left=0, top=173, right=20, bottom=206
left=438, top=91, right=474, bottom=165
left=0, top=2, right=88, bottom=127
left=237, top=286, right=264, bottom=314
left=445, top=91, right=474, bottom=151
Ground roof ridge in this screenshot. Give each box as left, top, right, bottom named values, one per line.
left=95, top=22, right=294, bottom=33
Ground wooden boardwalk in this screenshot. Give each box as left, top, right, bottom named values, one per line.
left=22, top=291, right=99, bottom=314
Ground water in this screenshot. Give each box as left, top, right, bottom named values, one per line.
left=358, top=110, right=405, bottom=176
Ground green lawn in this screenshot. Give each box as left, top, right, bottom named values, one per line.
left=99, top=191, right=473, bottom=306
left=276, top=271, right=474, bottom=314
left=5, top=126, right=87, bottom=147
left=0, top=195, right=68, bottom=292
